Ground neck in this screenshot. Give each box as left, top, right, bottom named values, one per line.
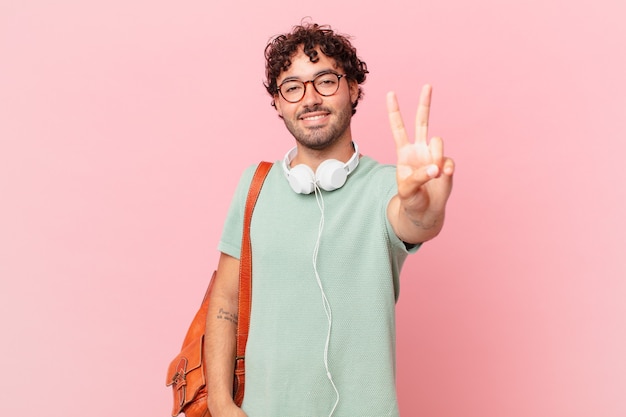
left=291, top=138, right=356, bottom=171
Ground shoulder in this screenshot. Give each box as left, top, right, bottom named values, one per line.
left=352, top=156, right=397, bottom=189
left=234, top=162, right=276, bottom=191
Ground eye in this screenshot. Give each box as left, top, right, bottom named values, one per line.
left=281, top=82, right=303, bottom=94
left=316, top=74, right=338, bottom=86
left=286, top=86, right=301, bottom=93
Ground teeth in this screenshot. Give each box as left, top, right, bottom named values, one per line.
left=303, top=114, right=326, bottom=121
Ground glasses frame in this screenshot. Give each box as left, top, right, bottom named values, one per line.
left=277, top=71, right=347, bottom=103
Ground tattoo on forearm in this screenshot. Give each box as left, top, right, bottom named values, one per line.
left=404, top=206, right=439, bottom=230
left=411, top=218, right=438, bottom=230
left=216, top=308, right=238, bottom=325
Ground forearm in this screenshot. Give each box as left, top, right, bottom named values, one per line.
left=388, top=195, right=445, bottom=244
left=205, top=293, right=238, bottom=411
left=204, top=254, right=242, bottom=414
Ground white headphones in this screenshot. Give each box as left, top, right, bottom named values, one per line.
left=282, top=142, right=360, bottom=194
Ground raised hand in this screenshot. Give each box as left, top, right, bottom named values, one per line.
left=386, top=84, right=454, bottom=242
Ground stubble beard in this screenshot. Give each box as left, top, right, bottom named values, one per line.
left=283, top=105, right=353, bottom=151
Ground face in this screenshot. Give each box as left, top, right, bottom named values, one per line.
left=274, top=47, right=359, bottom=151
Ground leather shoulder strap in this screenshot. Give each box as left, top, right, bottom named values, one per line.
left=235, top=161, right=272, bottom=365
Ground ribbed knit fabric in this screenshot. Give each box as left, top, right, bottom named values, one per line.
left=218, top=157, right=418, bottom=417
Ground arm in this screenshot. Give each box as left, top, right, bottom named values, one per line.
left=386, top=85, right=455, bottom=244
left=204, top=252, right=248, bottom=417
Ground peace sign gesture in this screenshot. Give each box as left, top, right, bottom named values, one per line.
left=386, top=85, right=455, bottom=243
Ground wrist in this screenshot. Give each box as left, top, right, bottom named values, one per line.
left=393, top=197, right=445, bottom=243
left=207, top=392, right=236, bottom=414
left=405, top=206, right=444, bottom=229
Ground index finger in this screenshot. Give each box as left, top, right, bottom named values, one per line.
left=387, top=91, right=409, bottom=149
left=415, top=84, right=432, bottom=145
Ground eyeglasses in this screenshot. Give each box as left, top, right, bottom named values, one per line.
left=277, top=72, right=347, bottom=103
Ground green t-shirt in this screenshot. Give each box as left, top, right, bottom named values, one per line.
left=219, top=156, right=417, bottom=417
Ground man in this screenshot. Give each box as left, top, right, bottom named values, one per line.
left=205, top=23, right=454, bottom=417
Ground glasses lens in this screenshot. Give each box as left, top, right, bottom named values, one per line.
left=314, top=73, right=340, bottom=96
left=279, top=81, right=305, bottom=103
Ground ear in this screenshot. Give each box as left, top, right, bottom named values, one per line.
left=273, top=94, right=284, bottom=117
left=348, top=79, right=359, bottom=104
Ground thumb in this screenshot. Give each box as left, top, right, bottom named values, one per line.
left=397, top=164, right=439, bottom=195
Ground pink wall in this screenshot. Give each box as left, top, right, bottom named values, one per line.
left=1, top=1, right=624, bottom=416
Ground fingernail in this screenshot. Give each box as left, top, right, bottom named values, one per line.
left=427, top=165, right=439, bottom=177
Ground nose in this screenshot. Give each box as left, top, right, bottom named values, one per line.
left=300, top=80, right=323, bottom=107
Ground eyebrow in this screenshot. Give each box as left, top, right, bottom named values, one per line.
left=279, top=69, right=338, bottom=84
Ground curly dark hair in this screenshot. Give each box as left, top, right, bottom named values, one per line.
left=264, top=23, right=369, bottom=114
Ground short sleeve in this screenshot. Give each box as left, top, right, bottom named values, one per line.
left=217, top=164, right=258, bottom=259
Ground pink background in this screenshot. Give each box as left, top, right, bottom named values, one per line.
left=1, top=0, right=625, bottom=416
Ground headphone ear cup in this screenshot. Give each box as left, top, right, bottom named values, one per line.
left=288, top=164, right=316, bottom=194
left=316, top=159, right=347, bottom=191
